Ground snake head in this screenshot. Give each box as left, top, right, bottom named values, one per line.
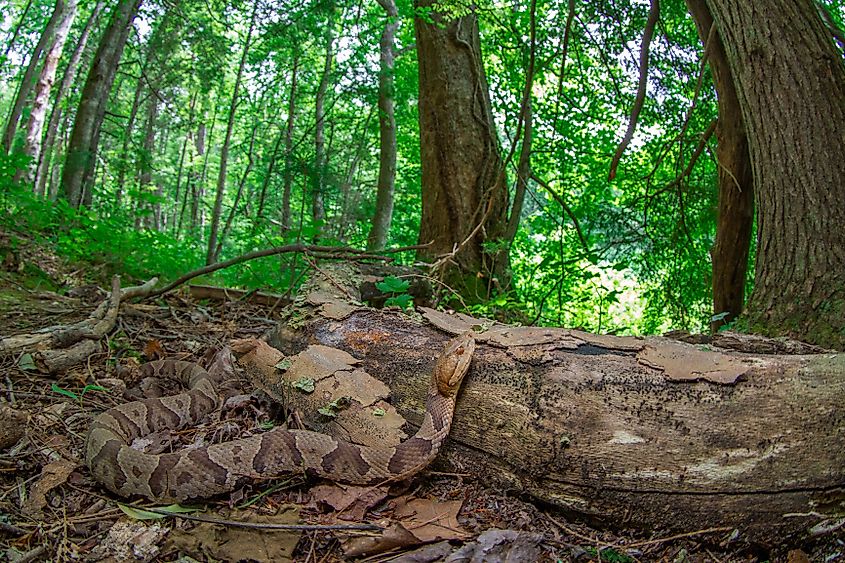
left=435, top=332, right=476, bottom=397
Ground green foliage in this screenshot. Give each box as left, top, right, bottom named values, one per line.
left=50, top=382, right=108, bottom=406
left=375, top=276, right=413, bottom=309
left=7, top=0, right=821, bottom=334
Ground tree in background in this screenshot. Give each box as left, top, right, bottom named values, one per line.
left=61, top=0, right=141, bottom=207
left=703, top=0, right=845, bottom=348
left=415, top=0, right=510, bottom=301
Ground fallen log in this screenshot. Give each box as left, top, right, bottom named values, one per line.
left=267, top=306, right=845, bottom=547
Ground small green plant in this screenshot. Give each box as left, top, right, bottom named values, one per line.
left=50, top=383, right=108, bottom=406
left=376, top=275, right=413, bottom=309
left=317, top=396, right=351, bottom=418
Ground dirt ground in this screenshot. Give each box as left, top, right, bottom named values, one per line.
left=0, top=238, right=842, bottom=562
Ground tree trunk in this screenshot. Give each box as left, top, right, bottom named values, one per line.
left=172, top=89, right=197, bottom=233
left=206, top=3, right=257, bottom=265
left=34, top=0, right=103, bottom=198
left=281, top=54, right=299, bottom=232
left=312, top=17, right=335, bottom=239
left=257, top=126, right=283, bottom=219
left=685, top=0, right=754, bottom=332
left=2, top=0, right=64, bottom=153
left=213, top=124, right=258, bottom=262
left=138, top=96, right=158, bottom=228
left=268, top=303, right=845, bottom=548
left=61, top=0, right=141, bottom=208
left=366, top=0, right=399, bottom=252
left=703, top=0, right=845, bottom=349
left=15, top=0, right=77, bottom=184
left=414, top=0, right=510, bottom=301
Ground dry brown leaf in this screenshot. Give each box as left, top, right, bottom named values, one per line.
left=638, top=342, right=749, bottom=385
left=393, top=497, right=467, bottom=543
left=342, top=520, right=420, bottom=558
left=22, top=459, right=76, bottom=515
left=165, top=506, right=300, bottom=563
left=310, top=483, right=388, bottom=521
left=142, top=339, right=165, bottom=360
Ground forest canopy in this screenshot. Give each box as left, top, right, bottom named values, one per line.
left=1, top=0, right=844, bottom=345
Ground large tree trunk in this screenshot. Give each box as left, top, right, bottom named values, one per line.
left=34, top=0, right=103, bottom=198
left=206, top=3, right=257, bottom=265
left=15, top=0, right=77, bottom=184
left=61, top=0, right=141, bottom=208
left=366, top=0, right=399, bottom=252
left=2, top=0, right=64, bottom=153
left=312, top=14, right=335, bottom=239
left=267, top=300, right=844, bottom=548
left=280, top=54, right=299, bottom=232
left=414, top=0, right=510, bottom=301
left=137, top=97, right=158, bottom=228
left=702, top=0, right=845, bottom=349
left=685, top=0, right=754, bottom=332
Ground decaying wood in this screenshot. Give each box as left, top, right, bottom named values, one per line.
left=0, top=276, right=157, bottom=372
left=268, top=307, right=845, bottom=547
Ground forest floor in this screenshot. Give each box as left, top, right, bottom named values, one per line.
left=0, top=232, right=841, bottom=562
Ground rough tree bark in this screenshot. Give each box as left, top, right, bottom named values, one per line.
left=15, top=0, right=77, bottom=184
left=34, top=0, right=104, bottom=198
left=414, top=0, right=510, bottom=300
left=2, top=0, right=64, bottom=154
left=366, top=0, right=399, bottom=252
left=703, top=0, right=845, bottom=348
left=267, top=297, right=844, bottom=548
left=61, top=0, right=142, bottom=208
left=685, top=0, right=754, bottom=332
left=206, top=3, right=257, bottom=265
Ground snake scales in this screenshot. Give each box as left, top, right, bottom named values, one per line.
left=85, top=334, right=475, bottom=501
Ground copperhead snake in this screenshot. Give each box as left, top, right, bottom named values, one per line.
left=85, top=333, right=475, bottom=501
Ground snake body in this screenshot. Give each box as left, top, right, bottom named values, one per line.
left=85, top=334, right=475, bottom=501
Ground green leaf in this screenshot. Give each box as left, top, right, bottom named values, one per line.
left=385, top=293, right=413, bottom=309
left=118, top=503, right=197, bottom=521
left=18, top=354, right=36, bottom=371
left=375, top=276, right=409, bottom=294
left=317, top=406, right=338, bottom=418
left=292, top=377, right=315, bottom=393
left=275, top=358, right=293, bottom=371
left=372, top=407, right=385, bottom=417
left=51, top=383, right=78, bottom=401
left=81, top=384, right=108, bottom=396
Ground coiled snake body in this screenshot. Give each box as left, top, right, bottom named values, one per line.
left=85, top=334, right=475, bottom=501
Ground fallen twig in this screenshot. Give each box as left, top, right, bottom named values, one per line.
left=128, top=505, right=383, bottom=531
